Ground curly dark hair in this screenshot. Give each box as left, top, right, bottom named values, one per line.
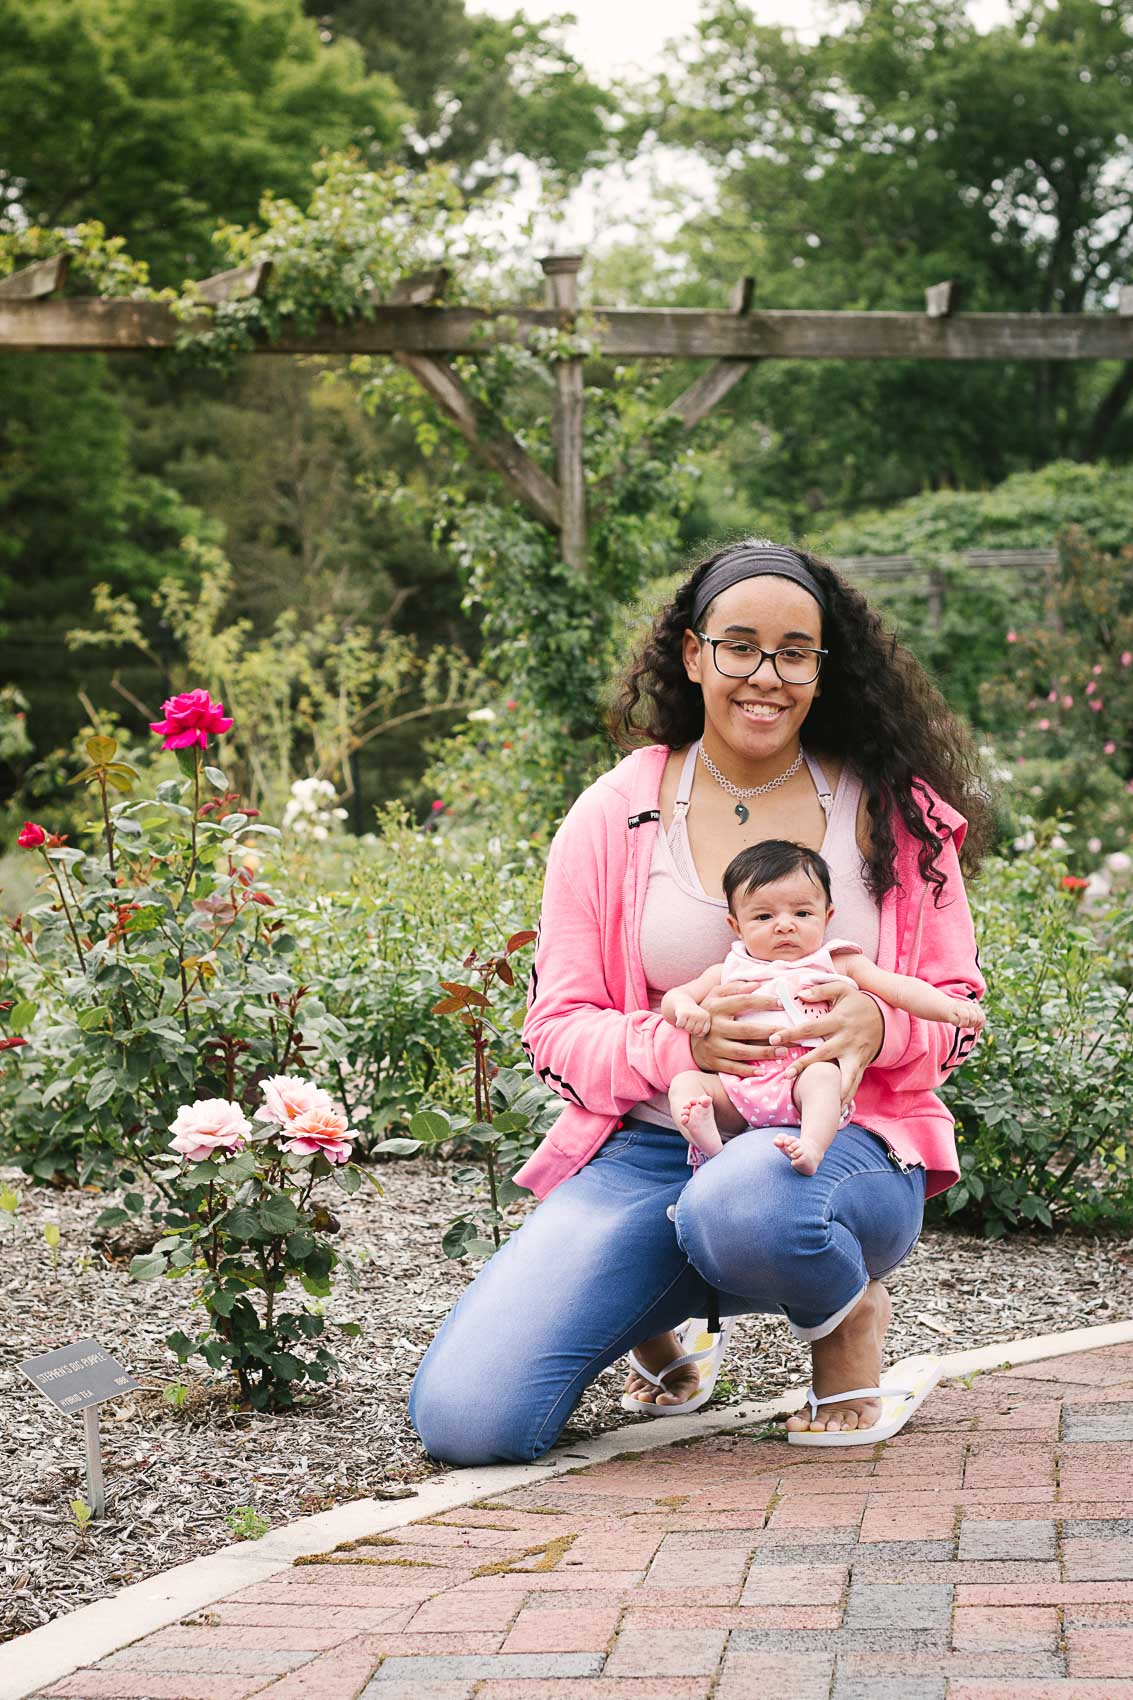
left=607, top=543, right=992, bottom=902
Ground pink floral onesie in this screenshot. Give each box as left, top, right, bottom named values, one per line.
left=717, top=937, right=862, bottom=1133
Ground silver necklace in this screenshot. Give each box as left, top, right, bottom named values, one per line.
left=698, top=741, right=804, bottom=825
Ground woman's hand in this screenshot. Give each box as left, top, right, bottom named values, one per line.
left=688, top=982, right=790, bottom=1078
left=773, top=984, right=885, bottom=1105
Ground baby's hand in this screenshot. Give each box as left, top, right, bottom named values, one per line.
left=673, top=1004, right=712, bottom=1037
left=947, top=1000, right=986, bottom=1031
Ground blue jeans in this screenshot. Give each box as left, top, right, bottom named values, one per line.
left=409, top=1118, right=926, bottom=1465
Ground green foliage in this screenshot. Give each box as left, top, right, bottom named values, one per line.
left=0, top=0, right=408, bottom=286
left=288, top=806, right=547, bottom=1144
left=938, top=833, right=1133, bottom=1236
left=639, top=0, right=1133, bottom=514
left=308, top=0, right=615, bottom=185
left=981, top=528, right=1133, bottom=779
left=65, top=546, right=476, bottom=816
left=807, top=463, right=1133, bottom=730
left=224, top=1505, right=270, bottom=1540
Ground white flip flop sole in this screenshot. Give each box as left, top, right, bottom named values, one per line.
left=620, top=1316, right=735, bottom=1417
left=787, top=1353, right=942, bottom=1447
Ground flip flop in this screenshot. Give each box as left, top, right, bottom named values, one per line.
left=787, top=1353, right=942, bottom=1447
left=620, top=1316, right=735, bottom=1417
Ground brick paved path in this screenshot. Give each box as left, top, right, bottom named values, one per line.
left=38, top=1343, right=1133, bottom=1699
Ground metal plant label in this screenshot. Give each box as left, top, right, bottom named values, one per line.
left=19, top=1338, right=140, bottom=1416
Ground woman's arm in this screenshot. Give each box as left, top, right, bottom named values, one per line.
left=841, top=954, right=986, bottom=1031
left=785, top=824, right=984, bottom=1094
left=521, top=809, right=698, bottom=1114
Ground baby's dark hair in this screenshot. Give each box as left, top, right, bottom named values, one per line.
left=722, top=840, right=833, bottom=914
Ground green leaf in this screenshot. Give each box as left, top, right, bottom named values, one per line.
left=408, top=1110, right=450, bottom=1142
left=167, top=1331, right=196, bottom=1361
left=85, top=735, right=118, bottom=764
left=203, top=766, right=228, bottom=791
left=77, top=1006, right=112, bottom=1033
left=220, top=813, right=248, bottom=831
left=129, top=1250, right=167, bottom=1281
left=9, top=1000, right=35, bottom=1029
left=257, top=1196, right=301, bottom=1235
left=95, top=1207, right=131, bottom=1229
left=267, top=1352, right=305, bottom=1381
left=371, top=1138, right=422, bottom=1156
left=332, top=1165, right=362, bottom=1193
left=335, top=1321, right=362, bottom=1337
left=86, top=1071, right=117, bottom=1111
left=208, top=1289, right=238, bottom=1316
left=221, top=1207, right=260, bottom=1240
left=300, top=1271, right=333, bottom=1297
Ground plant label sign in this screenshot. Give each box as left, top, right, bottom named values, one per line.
left=19, top=1337, right=140, bottom=1416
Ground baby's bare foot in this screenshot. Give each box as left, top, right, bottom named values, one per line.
left=773, top=1131, right=822, bottom=1175
left=681, top=1094, right=723, bottom=1156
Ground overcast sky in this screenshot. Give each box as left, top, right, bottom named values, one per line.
left=475, top=0, right=1015, bottom=79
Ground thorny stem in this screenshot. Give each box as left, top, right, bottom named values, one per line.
left=41, top=853, right=86, bottom=970
left=179, top=753, right=202, bottom=906
left=97, top=774, right=116, bottom=880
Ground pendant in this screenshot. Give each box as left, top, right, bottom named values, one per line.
left=734, top=802, right=749, bottom=825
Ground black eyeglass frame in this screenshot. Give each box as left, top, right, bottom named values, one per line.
left=695, top=630, right=829, bottom=685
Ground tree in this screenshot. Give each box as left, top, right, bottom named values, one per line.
left=305, top=1, right=615, bottom=183
left=635, top=0, right=1133, bottom=518
left=0, top=0, right=409, bottom=285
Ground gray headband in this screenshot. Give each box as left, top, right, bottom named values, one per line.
left=690, top=546, right=827, bottom=629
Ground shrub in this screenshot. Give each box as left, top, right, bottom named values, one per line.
left=939, top=834, right=1133, bottom=1236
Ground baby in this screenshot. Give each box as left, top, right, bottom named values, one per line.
left=663, top=839, right=984, bottom=1175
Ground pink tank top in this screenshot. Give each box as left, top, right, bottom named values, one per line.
left=632, top=744, right=879, bottom=1128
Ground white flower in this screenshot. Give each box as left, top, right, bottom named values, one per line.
left=467, top=707, right=497, bottom=723
left=1050, top=835, right=1067, bottom=851
left=1088, top=837, right=1102, bottom=855
left=1013, top=831, right=1036, bottom=853
left=1106, top=851, right=1132, bottom=873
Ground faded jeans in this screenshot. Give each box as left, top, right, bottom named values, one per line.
left=409, top=1117, right=926, bottom=1465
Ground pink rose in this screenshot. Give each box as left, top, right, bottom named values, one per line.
left=168, top=1098, right=251, bottom=1162
left=1038, top=719, right=1051, bottom=731
left=149, top=688, right=234, bottom=751
left=1005, top=630, right=1017, bottom=643
left=1062, top=695, right=1074, bottom=709
left=256, top=1075, right=335, bottom=1127
left=280, top=1104, right=355, bottom=1164
left=1086, top=682, right=1096, bottom=696
left=1092, top=664, right=1103, bottom=675
left=1104, top=741, right=1117, bottom=755
left=1090, top=699, right=1103, bottom=712
left=17, top=821, right=46, bottom=848
left=1047, top=689, right=1058, bottom=703
left=1122, top=652, right=1132, bottom=668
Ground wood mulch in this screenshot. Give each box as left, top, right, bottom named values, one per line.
left=3, top=1157, right=1132, bottom=1642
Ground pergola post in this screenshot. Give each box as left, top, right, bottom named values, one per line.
left=539, top=253, right=587, bottom=572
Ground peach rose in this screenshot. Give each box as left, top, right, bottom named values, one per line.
left=256, top=1074, right=335, bottom=1127
left=169, top=1099, right=251, bottom=1162
left=280, top=1105, right=355, bottom=1164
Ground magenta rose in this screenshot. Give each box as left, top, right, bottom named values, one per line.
left=149, top=689, right=234, bottom=751
left=17, top=821, right=47, bottom=848
left=279, top=1105, right=355, bottom=1165
left=168, top=1098, right=251, bottom=1162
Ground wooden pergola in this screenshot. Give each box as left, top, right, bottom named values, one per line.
left=3, top=251, right=1131, bottom=574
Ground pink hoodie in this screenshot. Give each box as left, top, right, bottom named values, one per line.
left=516, top=744, right=984, bottom=1201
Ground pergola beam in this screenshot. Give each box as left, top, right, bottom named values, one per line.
left=5, top=300, right=1133, bottom=360
left=0, top=253, right=71, bottom=300
left=668, top=276, right=759, bottom=428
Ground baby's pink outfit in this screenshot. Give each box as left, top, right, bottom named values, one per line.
left=718, top=938, right=861, bottom=1132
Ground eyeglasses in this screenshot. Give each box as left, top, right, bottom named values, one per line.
left=696, top=632, right=827, bottom=685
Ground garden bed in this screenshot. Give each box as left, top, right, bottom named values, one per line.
left=4, top=1156, right=1133, bottom=1642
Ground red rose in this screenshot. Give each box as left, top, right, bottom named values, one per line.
left=17, top=822, right=47, bottom=848
left=149, top=688, right=234, bottom=751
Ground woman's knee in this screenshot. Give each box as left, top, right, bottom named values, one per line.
left=409, top=1325, right=556, bottom=1466
left=675, top=1135, right=827, bottom=1293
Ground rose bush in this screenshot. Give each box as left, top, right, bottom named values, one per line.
left=133, top=1076, right=373, bottom=1410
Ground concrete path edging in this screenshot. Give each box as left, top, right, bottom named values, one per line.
left=4, top=1314, right=1132, bottom=1700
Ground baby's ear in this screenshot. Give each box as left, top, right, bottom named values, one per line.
left=726, top=912, right=740, bottom=936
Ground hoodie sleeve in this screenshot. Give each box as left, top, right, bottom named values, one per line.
left=868, top=810, right=985, bottom=1089
left=521, top=803, right=695, bottom=1114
